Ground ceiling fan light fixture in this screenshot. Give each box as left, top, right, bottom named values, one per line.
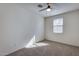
left=46, top=8, right=51, bottom=11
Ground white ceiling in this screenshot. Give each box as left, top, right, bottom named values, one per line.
left=18, top=3, right=79, bottom=17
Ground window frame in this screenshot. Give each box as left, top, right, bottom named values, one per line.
left=53, top=17, right=63, bottom=33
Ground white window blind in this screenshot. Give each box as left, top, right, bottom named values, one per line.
left=53, top=17, right=63, bottom=33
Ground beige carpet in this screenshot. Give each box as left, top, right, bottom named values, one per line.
left=7, top=40, right=79, bottom=56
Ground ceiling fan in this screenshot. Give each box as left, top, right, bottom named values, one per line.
left=38, top=3, right=52, bottom=12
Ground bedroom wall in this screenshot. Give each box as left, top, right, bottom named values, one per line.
left=45, top=10, right=79, bottom=47
left=0, top=4, right=44, bottom=55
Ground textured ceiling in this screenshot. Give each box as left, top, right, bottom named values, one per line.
left=18, top=3, right=79, bottom=17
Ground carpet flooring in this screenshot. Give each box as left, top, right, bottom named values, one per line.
left=7, top=40, right=79, bottom=56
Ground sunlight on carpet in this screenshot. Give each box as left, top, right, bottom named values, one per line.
left=24, top=35, right=49, bottom=48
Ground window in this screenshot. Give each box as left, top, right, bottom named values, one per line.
left=53, top=17, right=63, bottom=33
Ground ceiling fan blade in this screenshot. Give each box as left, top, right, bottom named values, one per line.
left=39, top=7, right=48, bottom=11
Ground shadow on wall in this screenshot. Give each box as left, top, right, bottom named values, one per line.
left=25, top=35, right=36, bottom=48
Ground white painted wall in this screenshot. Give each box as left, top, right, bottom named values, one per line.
left=45, top=10, right=79, bottom=47
left=0, top=4, right=44, bottom=55
left=35, top=17, right=44, bottom=42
